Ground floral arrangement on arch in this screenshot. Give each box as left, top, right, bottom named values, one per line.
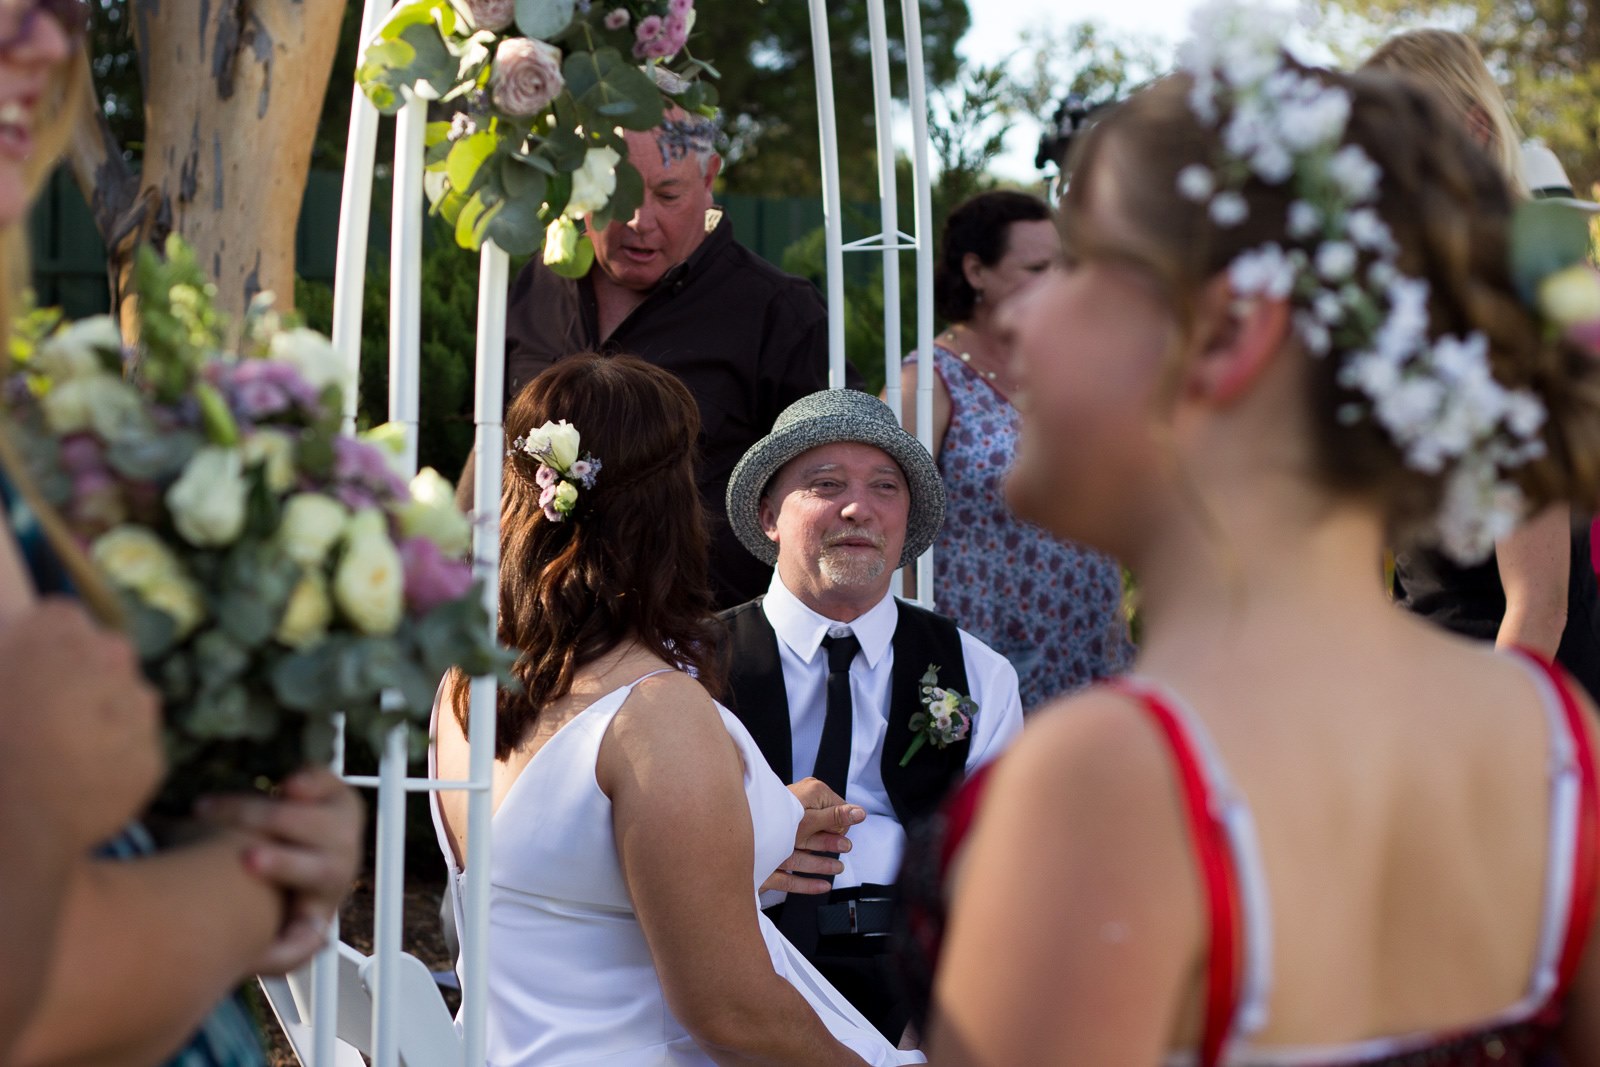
left=356, top=0, right=717, bottom=267
left=2, top=238, right=512, bottom=813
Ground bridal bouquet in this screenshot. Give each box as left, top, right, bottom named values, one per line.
left=356, top=0, right=718, bottom=263
left=3, top=238, right=510, bottom=812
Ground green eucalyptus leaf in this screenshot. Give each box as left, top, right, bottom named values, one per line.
left=128, top=600, right=179, bottom=661
left=515, top=0, right=575, bottom=40
left=544, top=124, right=587, bottom=172
left=545, top=233, right=593, bottom=278
left=511, top=149, right=557, bottom=176
left=503, top=155, right=550, bottom=203
left=1511, top=199, right=1595, bottom=304
left=563, top=49, right=665, bottom=133
left=194, top=629, right=251, bottom=690
left=484, top=195, right=546, bottom=256
left=271, top=645, right=340, bottom=713
left=445, top=130, right=498, bottom=193
left=216, top=592, right=278, bottom=648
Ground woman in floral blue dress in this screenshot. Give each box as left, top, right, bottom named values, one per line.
left=895, top=191, right=1134, bottom=711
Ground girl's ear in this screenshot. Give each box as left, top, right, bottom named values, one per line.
left=962, top=252, right=986, bottom=297
left=1181, top=273, right=1293, bottom=406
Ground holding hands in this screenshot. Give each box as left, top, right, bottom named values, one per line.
left=763, top=776, right=866, bottom=896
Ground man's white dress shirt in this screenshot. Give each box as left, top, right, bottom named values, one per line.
left=760, top=572, right=1024, bottom=888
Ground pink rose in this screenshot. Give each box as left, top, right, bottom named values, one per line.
left=399, top=537, right=475, bottom=615
left=604, top=7, right=630, bottom=29
left=491, top=37, right=565, bottom=117
left=643, top=35, right=676, bottom=58
left=468, top=0, right=515, bottom=32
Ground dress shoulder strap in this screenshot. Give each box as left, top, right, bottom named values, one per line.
left=1108, top=677, right=1274, bottom=1067
left=1506, top=650, right=1600, bottom=1018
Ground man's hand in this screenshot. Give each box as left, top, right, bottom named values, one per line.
left=195, top=766, right=366, bottom=974
left=761, top=777, right=866, bottom=896
left=0, top=599, right=164, bottom=850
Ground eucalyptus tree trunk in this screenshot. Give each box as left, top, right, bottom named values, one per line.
left=69, top=0, right=346, bottom=333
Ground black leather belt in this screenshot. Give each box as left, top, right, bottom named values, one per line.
left=815, top=894, right=895, bottom=938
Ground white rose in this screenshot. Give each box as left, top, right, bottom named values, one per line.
left=397, top=467, right=472, bottom=556
left=36, top=316, right=121, bottom=381
left=544, top=420, right=582, bottom=469
left=166, top=446, right=249, bottom=547
left=91, top=526, right=184, bottom=594
left=141, top=574, right=206, bottom=638
left=40, top=377, right=145, bottom=437
left=567, top=146, right=621, bottom=217
left=333, top=510, right=404, bottom=635
left=278, top=493, right=349, bottom=569
left=491, top=37, right=565, bottom=118
left=241, top=428, right=297, bottom=494
left=1539, top=264, right=1600, bottom=327
left=269, top=326, right=345, bottom=392
left=276, top=570, right=333, bottom=648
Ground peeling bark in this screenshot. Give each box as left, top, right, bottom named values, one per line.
left=72, top=0, right=345, bottom=330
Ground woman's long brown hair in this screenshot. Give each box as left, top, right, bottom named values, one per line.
left=448, top=354, right=725, bottom=758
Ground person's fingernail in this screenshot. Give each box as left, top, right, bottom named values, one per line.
left=839, top=839, right=851, bottom=852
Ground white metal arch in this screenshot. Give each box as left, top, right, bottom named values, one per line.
left=289, top=1, right=940, bottom=1062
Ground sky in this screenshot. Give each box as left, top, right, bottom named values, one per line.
left=959, top=0, right=1301, bottom=181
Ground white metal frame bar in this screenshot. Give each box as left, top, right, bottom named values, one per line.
left=807, top=0, right=938, bottom=607
left=316, top=3, right=502, bottom=1064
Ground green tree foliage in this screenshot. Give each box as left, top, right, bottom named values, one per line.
left=1310, top=0, right=1600, bottom=196
left=696, top=0, right=970, bottom=199
left=1006, top=19, right=1169, bottom=120
left=295, top=227, right=500, bottom=482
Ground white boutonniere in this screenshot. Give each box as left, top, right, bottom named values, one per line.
left=900, top=664, right=976, bottom=768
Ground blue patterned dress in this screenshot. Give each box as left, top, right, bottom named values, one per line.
left=906, top=345, right=1134, bottom=711
left=0, top=471, right=266, bottom=1066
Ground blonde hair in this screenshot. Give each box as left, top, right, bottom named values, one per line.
left=1362, top=30, right=1530, bottom=198
left=0, top=46, right=125, bottom=625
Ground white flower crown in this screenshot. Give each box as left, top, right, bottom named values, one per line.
left=1175, top=0, right=1547, bottom=563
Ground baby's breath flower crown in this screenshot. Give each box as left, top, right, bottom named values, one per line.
left=1175, top=0, right=1548, bottom=564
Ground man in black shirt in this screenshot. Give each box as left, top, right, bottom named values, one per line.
left=460, top=111, right=832, bottom=607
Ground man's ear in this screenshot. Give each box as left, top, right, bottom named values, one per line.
left=758, top=493, right=780, bottom=545
left=1183, top=274, right=1292, bottom=406
left=703, top=153, right=723, bottom=190
left=961, top=252, right=985, bottom=294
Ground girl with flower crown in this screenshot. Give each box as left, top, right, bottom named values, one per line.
left=904, top=4, right=1600, bottom=1065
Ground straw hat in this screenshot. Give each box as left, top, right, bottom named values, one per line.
left=725, top=389, right=945, bottom=568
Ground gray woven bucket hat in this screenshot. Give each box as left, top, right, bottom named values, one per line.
left=726, top=389, right=945, bottom=568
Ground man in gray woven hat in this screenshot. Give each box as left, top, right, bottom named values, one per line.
left=721, top=388, right=1023, bottom=1039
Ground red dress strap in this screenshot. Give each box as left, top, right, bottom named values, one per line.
left=1510, top=650, right=1600, bottom=1015
left=1110, top=680, right=1242, bottom=1067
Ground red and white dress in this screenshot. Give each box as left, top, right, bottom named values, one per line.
left=898, top=650, right=1598, bottom=1066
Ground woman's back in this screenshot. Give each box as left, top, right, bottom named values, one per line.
left=1106, top=609, right=1591, bottom=1058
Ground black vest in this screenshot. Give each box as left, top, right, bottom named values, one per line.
left=720, top=596, right=973, bottom=827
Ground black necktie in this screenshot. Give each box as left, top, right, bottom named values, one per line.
left=812, top=632, right=860, bottom=798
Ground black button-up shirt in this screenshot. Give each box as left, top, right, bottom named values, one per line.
left=495, top=213, right=835, bottom=607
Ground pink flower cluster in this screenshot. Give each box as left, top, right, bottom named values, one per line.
left=633, top=0, right=693, bottom=59
left=332, top=435, right=410, bottom=511
left=207, top=359, right=321, bottom=423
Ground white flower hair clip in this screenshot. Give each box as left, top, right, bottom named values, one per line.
left=513, top=419, right=603, bottom=522
left=1175, top=0, right=1548, bottom=564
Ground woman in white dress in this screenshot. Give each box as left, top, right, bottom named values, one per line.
left=433, top=353, right=923, bottom=1066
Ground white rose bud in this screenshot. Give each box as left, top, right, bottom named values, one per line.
left=40, top=377, right=144, bottom=437
left=276, top=570, right=334, bottom=649
left=241, top=428, right=297, bottom=494
left=566, top=146, right=621, bottom=217
left=166, top=446, right=249, bottom=547
left=269, top=326, right=345, bottom=392
left=37, top=316, right=121, bottom=381
left=141, top=575, right=206, bottom=638
left=1539, top=264, right=1600, bottom=327
left=544, top=420, right=582, bottom=469
left=491, top=37, right=565, bottom=118
left=91, top=526, right=184, bottom=594
left=333, top=509, right=404, bottom=636
left=397, top=467, right=472, bottom=556
left=278, top=492, right=349, bottom=569
left=467, top=0, right=514, bottom=32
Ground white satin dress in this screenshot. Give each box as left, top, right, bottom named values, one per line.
left=430, top=670, right=926, bottom=1066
